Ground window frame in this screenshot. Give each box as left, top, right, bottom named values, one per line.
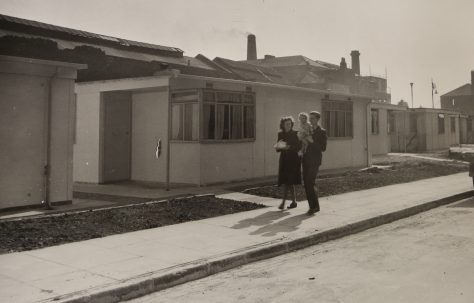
left=322, top=99, right=354, bottom=139
left=170, top=89, right=200, bottom=143
left=200, top=88, right=256, bottom=143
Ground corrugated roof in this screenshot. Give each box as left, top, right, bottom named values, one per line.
left=441, top=83, right=472, bottom=97
left=244, top=55, right=338, bottom=70
left=0, top=14, right=183, bottom=56
left=214, top=57, right=290, bottom=84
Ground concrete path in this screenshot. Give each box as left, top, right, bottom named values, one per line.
left=0, top=173, right=472, bottom=303
left=389, top=152, right=469, bottom=163
left=129, top=197, right=474, bottom=303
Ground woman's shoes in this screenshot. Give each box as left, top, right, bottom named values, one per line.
left=287, top=202, right=297, bottom=209
left=278, top=201, right=286, bottom=210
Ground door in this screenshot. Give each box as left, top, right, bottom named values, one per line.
left=0, top=74, right=46, bottom=208
left=101, top=92, right=131, bottom=183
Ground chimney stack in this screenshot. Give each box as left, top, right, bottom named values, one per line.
left=340, top=57, right=347, bottom=69
left=247, top=34, right=257, bottom=60
left=351, top=50, right=360, bottom=75
left=471, top=70, right=474, bottom=95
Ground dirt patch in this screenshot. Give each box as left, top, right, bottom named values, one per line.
left=0, top=196, right=265, bottom=254
left=244, top=155, right=468, bottom=202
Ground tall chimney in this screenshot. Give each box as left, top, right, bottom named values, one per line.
left=351, top=50, right=360, bottom=75
left=471, top=70, right=474, bottom=95
left=247, top=34, right=257, bottom=60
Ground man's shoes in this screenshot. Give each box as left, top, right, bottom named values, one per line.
left=287, top=202, right=297, bottom=209
left=278, top=201, right=286, bottom=210
left=306, top=208, right=320, bottom=215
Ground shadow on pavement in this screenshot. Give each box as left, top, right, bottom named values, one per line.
left=231, top=210, right=290, bottom=229
left=249, top=213, right=313, bottom=237
left=449, top=197, right=474, bottom=208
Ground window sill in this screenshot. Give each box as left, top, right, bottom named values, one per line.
left=170, top=140, right=199, bottom=143
left=327, top=137, right=354, bottom=141
left=200, top=139, right=256, bottom=144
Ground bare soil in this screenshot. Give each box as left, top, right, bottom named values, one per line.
left=0, top=196, right=265, bottom=254
left=243, top=155, right=468, bottom=202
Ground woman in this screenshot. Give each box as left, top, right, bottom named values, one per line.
left=275, top=116, right=302, bottom=210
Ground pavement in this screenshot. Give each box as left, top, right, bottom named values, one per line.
left=0, top=172, right=473, bottom=303
left=131, top=197, right=474, bottom=303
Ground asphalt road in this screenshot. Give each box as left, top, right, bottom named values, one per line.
left=128, top=198, right=474, bottom=303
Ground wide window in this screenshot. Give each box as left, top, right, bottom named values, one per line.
left=171, top=90, right=199, bottom=141
left=438, top=114, right=445, bottom=134
left=322, top=100, right=353, bottom=138
left=202, top=90, right=255, bottom=141
left=371, top=109, right=379, bottom=135
left=450, top=117, right=456, bottom=133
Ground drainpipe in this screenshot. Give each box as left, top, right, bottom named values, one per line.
left=43, top=67, right=58, bottom=210
left=166, top=83, right=171, bottom=191
left=366, top=101, right=371, bottom=167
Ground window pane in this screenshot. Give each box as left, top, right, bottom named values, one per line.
left=182, top=103, right=199, bottom=141
left=216, top=104, right=230, bottom=139
left=330, top=111, right=336, bottom=137
left=203, top=91, right=215, bottom=102
left=346, top=111, right=353, bottom=137
left=171, top=104, right=183, bottom=140
left=230, top=105, right=242, bottom=139
left=203, top=104, right=215, bottom=139
left=243, top=106, right=255, bottom=138
left=337, top=111, right=345, bottom=137
left=171, top=90, right=199, bottom=102
left=217, top=92, right=241, bottom=103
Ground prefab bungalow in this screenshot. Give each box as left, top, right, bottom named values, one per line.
left=0, top=55, right=85, bottom=209
left=369, top=102, right=408, bottom=155
left=389, top=108, right=462, bottom=152
left=73, top=71, right=373, bottom=186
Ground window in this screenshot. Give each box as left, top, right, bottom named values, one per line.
left=371, top=109, right=379, bottom=135
left=438, top=114, right=445, bottom=134
left=450, top=117, right=456, bottom=133
left=468, top=117, right=473, bottom=132
left=322, top=100, right=353, bottom=138
left=409, top=113, right=417, bottom=133
left=171, top=90, right=199, bottom=141
left=202, top=90, right=255, bottom=141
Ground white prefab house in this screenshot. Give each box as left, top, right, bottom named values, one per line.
left=0, top=56, right=85, bottom=209
left=369, top=102, right=408, bottom=155
left=74, top=71, right=372, bottom=186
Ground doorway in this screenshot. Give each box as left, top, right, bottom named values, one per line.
left=101, top=91, right=132, bottom=183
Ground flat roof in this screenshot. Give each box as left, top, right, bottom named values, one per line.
left=0, top=55, right=87, bottom=69
left=75, top=72, right=374, bottom=101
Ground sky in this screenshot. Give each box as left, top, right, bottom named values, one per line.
left=1, top=0, right=473, bottom=108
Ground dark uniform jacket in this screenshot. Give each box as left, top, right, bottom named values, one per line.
left=304, top=126, right=327, bottom=166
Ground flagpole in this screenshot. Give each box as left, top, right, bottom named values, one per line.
left=431, top=79, right=434, bottom=108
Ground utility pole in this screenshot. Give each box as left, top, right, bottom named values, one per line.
left=431, top=79, right=437, bottom=109
left=410, top=82, right=414, bottom=108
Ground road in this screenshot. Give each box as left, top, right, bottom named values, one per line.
left=128, top=198, right=474, bottom=303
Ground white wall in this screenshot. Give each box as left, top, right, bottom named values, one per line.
left=171, top=143, right=201, bottom=184
left=73, top=92, right=101, bottom=183
left=131, top=90, right=169, bottom=182
left=171, top=77, right=370, bottom=184
left=369, top=108, right=390, bottom=155
left=1, top=57, right=78, bottom=208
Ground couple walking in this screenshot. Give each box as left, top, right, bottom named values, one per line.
left=275, top=111, right=327, bottom=215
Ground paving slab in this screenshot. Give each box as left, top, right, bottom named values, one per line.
left=0, top=172, right=472, bottom=303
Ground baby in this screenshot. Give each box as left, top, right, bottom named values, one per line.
left=297, top=112, right=313, bottom=156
